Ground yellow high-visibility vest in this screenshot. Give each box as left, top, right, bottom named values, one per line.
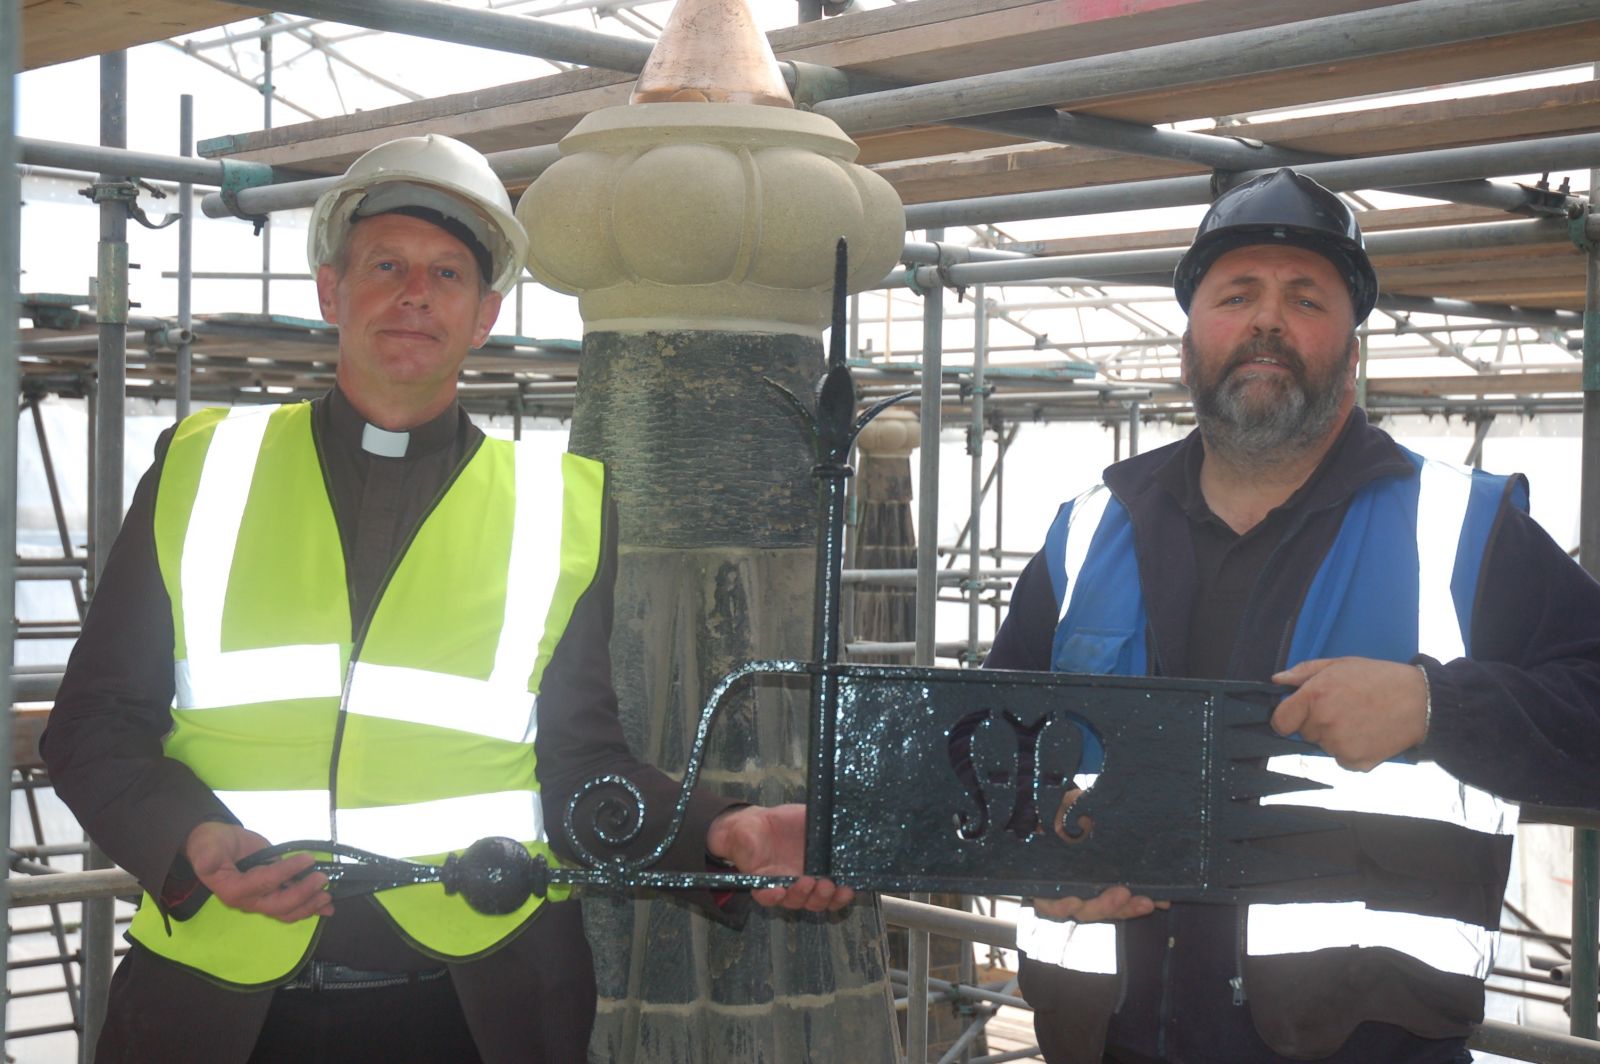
left=128, top=402, right=603, bottom=988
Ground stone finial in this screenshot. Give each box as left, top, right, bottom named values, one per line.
left=856, top=406, right=920, bottom=458
left=631, top=0, right=793, bottom=108
left=517, top=104, right=905, bottom=337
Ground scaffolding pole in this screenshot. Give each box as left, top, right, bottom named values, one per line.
left=1380, top=296, right=1583, bottom=332
left=966, top=288, right=987, bottom=670
left=219, top=0, right=654, bottom=72
left=186, top=140, right=1590, bottom=237
left=815, top=0, right=1595, bottom=136
left=81, top=50, right=128, bottom=1064
left=909, top=227, right=947, bottom=1064
left=260, top=30, right=272, bottom=316
left=0, top=0, right=19, bottom=1055
left=1575, top=176, right=1600, bottom=1039
left=905, top=134, right=1600, bottom=230
left=202, top=145, right=561, bottom=219
left=176, top=96, right=193, bottom=420
left=889, top=215, right=1588, bottom=291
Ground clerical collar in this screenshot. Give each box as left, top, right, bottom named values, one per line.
left=326, top=386, right=462, bottom=459
left=361, top=422, right=410, bottom=458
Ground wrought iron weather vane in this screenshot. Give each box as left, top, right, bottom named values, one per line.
left=245, top=240, right=1360, bottom=914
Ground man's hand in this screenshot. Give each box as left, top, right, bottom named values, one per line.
left=184, top=821, right=334, bottom=923
left=1031, top=788, right=1168, bottom=921
left=1032, top=886, right=1167, bottom=923
left=1271, top=656, right=1428, bottom=772
left=705, top=804, right=854, bottom=913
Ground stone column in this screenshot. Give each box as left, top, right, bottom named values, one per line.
left=850, top=408, right=919, bottom=666
left=519, top=83, right=904, bottom=1063
left=850, top=409, right=984, bottom=1059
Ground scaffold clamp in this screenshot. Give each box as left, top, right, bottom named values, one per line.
left=217, top=159, right=276, bottom=234
left=1568, top=204, right=1597, bottom=255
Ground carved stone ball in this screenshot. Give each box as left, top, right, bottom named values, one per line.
left=855, top=406, right=920, bottom=458
left=441, top=836, right=540, bottom=915
left=516, top=102, right=905, bottom=337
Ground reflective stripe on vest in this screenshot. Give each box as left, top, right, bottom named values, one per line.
left=176, top=407, right=348, bottom=708
left=1015, top=908, right=1117, bottom=974
left=212, top=789, right=331, bottom=844
left=1250, top=456, right=1515, bottom=978
left=1017, top=485, right=1123, bottom=972
left=339, top=791, right=541, bottom=858
left=1245, top=902, right=1496, bottom=980
left=209, top=788, right=543, bottom=858
left=130, top=404, right=602, bottom=986
left=1018, top=448, right=1518, bottom=979
left=1057, top=485, right=1111, bottom=624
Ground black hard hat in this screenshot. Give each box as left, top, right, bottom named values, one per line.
left=1173, top=168, right=1379, bottom=323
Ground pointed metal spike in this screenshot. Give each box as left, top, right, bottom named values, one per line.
left=762, top=376, right=821, bottom=449
left=816, top=364, right=856, bottom=456
left=852, top=390, right=917, bottom=441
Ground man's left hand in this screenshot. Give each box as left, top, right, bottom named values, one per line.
left=1270, top=657, right=1427, bottom=771
left=706, top=804, right=854, bottom=913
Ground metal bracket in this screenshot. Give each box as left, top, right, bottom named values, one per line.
left=75, top=179, right=178, bottom=230
left=143, top=326, right=195, bottom=353
left=217, top=159, right=276, bottom=234
left=1519, top=179, right=1576, bottom=218
left=784, top=61, right=850, bottom=111
left=20, top=293, right=91, bottom=331
left=77, top=180, right=139, bottom=208
left=1569, top=204, right=1597, bottom=255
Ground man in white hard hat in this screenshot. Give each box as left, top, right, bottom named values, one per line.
left=44, top=134, right=843, bottom=1063
left=986, top=168, right=1600, bottom=1063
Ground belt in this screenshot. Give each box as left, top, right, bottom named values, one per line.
left=281, top=960, right=449, bottom=993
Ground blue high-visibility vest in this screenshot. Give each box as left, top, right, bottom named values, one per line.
left=1018, top=447, right=1521, bottom=980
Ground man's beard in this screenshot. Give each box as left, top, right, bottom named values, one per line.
left=1185, top=332, right=1353, bottom=470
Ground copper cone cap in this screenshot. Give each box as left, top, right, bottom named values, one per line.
left=630, top=0, right=794, bottom=108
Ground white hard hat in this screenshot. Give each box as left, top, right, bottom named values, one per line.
left=307, top=134, right=528, bottom=297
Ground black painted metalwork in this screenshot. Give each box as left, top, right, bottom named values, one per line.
left=239, top=238, right=1352, bottom=915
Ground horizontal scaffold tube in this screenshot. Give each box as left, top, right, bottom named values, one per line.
left=199, top=144, right=563, bottom=219
left=884, top=218, right=1584, bottom=291
left=815, top=0, right=1597, bottom=137
left=25, top=127, right=1588, bottom=233
left=18, top=138, right=233, bottom=186
left=218, top=0, right=653, bottom=73
left=904, top=134, right=1600, bottom=230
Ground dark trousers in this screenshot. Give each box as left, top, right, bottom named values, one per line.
left=247, top=974, right=481, bottom=1064
left=1020, top=954, right=1474, bottom=1064
left=95, top=899, right=595, bottom=1064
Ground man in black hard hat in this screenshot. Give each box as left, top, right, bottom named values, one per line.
left=985, top=168, right=1600, bottom=1063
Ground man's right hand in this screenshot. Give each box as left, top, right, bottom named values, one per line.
left=184, top=821, right=334, bottom=922
left=1032, top=886, right=1167, bottom=923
